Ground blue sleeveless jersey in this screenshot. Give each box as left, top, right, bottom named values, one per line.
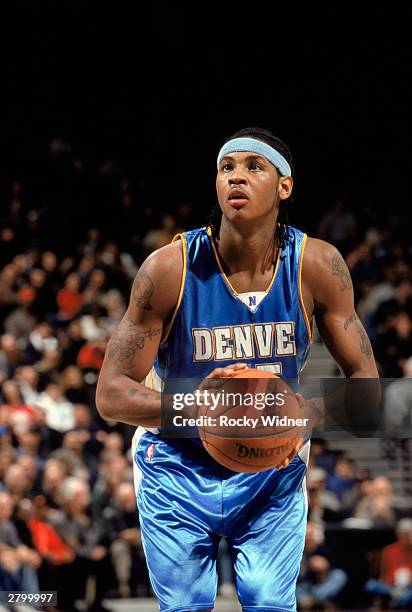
left=154, top=225, right=312, bottom=382
left=135, top=225, right=313, bottom=612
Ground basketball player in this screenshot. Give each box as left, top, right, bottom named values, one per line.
left=96, top=128, right=378, bottom=612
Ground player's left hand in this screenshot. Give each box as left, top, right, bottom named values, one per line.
left=275, top=437, right=304, bottom=470
left=275, top=392, right=309, bottom=470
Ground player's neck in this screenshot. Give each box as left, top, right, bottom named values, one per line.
left=216, top=217, right=278, bottom=275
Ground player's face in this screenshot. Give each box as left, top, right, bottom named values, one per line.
left=216, top=151, right=293, bottom=223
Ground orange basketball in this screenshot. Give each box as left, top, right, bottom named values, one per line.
left=198, top=368, right=308, bottom=473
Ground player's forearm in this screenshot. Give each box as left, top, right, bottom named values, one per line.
left=96, top=375, right=161, bottom=427
left=308, top=369, right=381, bottom=434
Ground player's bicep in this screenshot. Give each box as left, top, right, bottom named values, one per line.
left=311, top=244, right=377, bottom=376
left=100, top=263, right=165, bottom=383
left=102, top=312, right=163, bottom=382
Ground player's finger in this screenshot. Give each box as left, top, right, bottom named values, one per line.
left=295, top=393, right=305, bottom=409
left=207, top=368, right=227, bottom=379
left=220, top=363, right=248, bottom=376
left=207, top=363, right=246, bottom=378
left=198, top=377, right=225, bottom=392
left=277, top=457, right=290, bottom=470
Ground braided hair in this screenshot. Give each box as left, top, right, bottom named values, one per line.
left=210, top=127, right=294, bottom=250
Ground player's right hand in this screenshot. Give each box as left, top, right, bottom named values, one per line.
left=202, top=362, right=248, bottom=381
left=197, top=363, right=248, bottom=394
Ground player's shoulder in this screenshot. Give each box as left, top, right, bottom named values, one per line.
left=303, top=236, right=345, bottom=270
left=131, top=239, right=184, bottom=317
left=302, top=236, right=350, bottom=295
left=144, top=238, right=183, bottom=276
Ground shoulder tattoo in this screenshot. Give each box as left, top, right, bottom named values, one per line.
left=134, top=270, right=154, bottom=311
left=331, top=253, right=352, bottom=291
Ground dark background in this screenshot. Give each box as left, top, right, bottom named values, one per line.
left=1, top=4, right=410, bottom=240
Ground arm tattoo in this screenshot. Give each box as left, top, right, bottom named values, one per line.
left=331, top=254, right=353, bottom=291
left=134, top=271, right=154, bottom=311
left=128, top=388, right=160, bottom=402
left=343, top=313, right=358, bottom=330
left=354, top=322, right=373, bottom=359
left=107, top=321, right=162, bottom=369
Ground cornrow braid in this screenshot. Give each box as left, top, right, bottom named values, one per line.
left=209, top=127, right=293, bottom=250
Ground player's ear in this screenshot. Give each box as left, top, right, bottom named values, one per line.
left=278, top=176, right=293, bottom=201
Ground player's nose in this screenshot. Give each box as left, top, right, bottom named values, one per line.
left=228, top=167, right=247, bottom=184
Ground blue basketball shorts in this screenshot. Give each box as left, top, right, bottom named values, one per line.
left=133, top=430, right=309, bottom=612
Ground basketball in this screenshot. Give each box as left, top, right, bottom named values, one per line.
left=198, top=368, right=308, bottom=473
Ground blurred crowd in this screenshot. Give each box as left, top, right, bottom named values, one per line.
left=0, top=150, right=411, bottom=611
left=319, top=199, right=412, bottom=379
left=298, top=439, right=412, bottom=610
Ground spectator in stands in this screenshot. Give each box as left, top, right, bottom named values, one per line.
left=18, top=496, right=76, bottom=602
left=16, top=455, right=42, bottom=497
left=0, top=491, right=41, bottom=592
left=365, top=518, right=412, bottom=609
left=0, top=333, right=23, bottom=383
left=51, top=476, right=114, bottom=612
left=60, top=365, right=89, bottom=404
left=51, top=430, right=91, bottom=480
left=0, top=445, right=16, bottom=491
left=59, top=319, right=86, bottom=368
left=15, top=365, right=40, bottom=407
left=4, top=285, right=36, bottom=342
left=326, top=457, right=357, bottom=502
left=354, top=476, right=396, bottom=527
left=57, top=272, right=84, bottom=320
left=307, top=467, right=342, bottom=524
left=92, top=454, right=131, bottom=513
left=374, top=311, right=412, bottom=377
left=26, top=322, right=58, bottom=364
left=383, top=357, right=412, bottom=433
left=341, top=473, right=373, bottom=518
left=346, top=241, right=379, bottom=305
left=29, top=268, right=57, bottom=319
left=101, top=289, right=126, bottom=333
left=373, top=278, right=412, bottom=331
left=308, top=438, right=338, bottom=474
left=3, top=464, right=32, bottom=506
left=143, top=213, right=177, bottom=252
left=105, top=481, right=150, bottom=597
left=36, top=383, right=75, bottom=433
left=0, top=264, right=19, bottom=324
left=41, top=458, right=68, bottom=510
left=297, top=521, right=348, bottom=610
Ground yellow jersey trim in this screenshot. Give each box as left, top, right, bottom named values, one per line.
left=161, top=233, right=188, bottom=345
left=298, top=233, right=313, bottom=341
left=206, top=226, right=281, bottom=298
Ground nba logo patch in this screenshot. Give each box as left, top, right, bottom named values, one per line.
left=146, top=443, right=156, bottom=461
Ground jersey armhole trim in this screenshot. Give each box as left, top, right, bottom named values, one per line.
left=298, top=233, right=313, bottom=341
left=160, top=233, right=188, bottom=346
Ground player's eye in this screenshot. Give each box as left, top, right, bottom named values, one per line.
left=249, top=162, right=262, bottom=171
left=222, top=163, right=233, bottom=172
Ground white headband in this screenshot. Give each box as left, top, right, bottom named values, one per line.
left=217, top=137, right=292, bottom=177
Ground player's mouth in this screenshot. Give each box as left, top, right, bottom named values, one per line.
left=227, top=190, right=249, bottom=208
